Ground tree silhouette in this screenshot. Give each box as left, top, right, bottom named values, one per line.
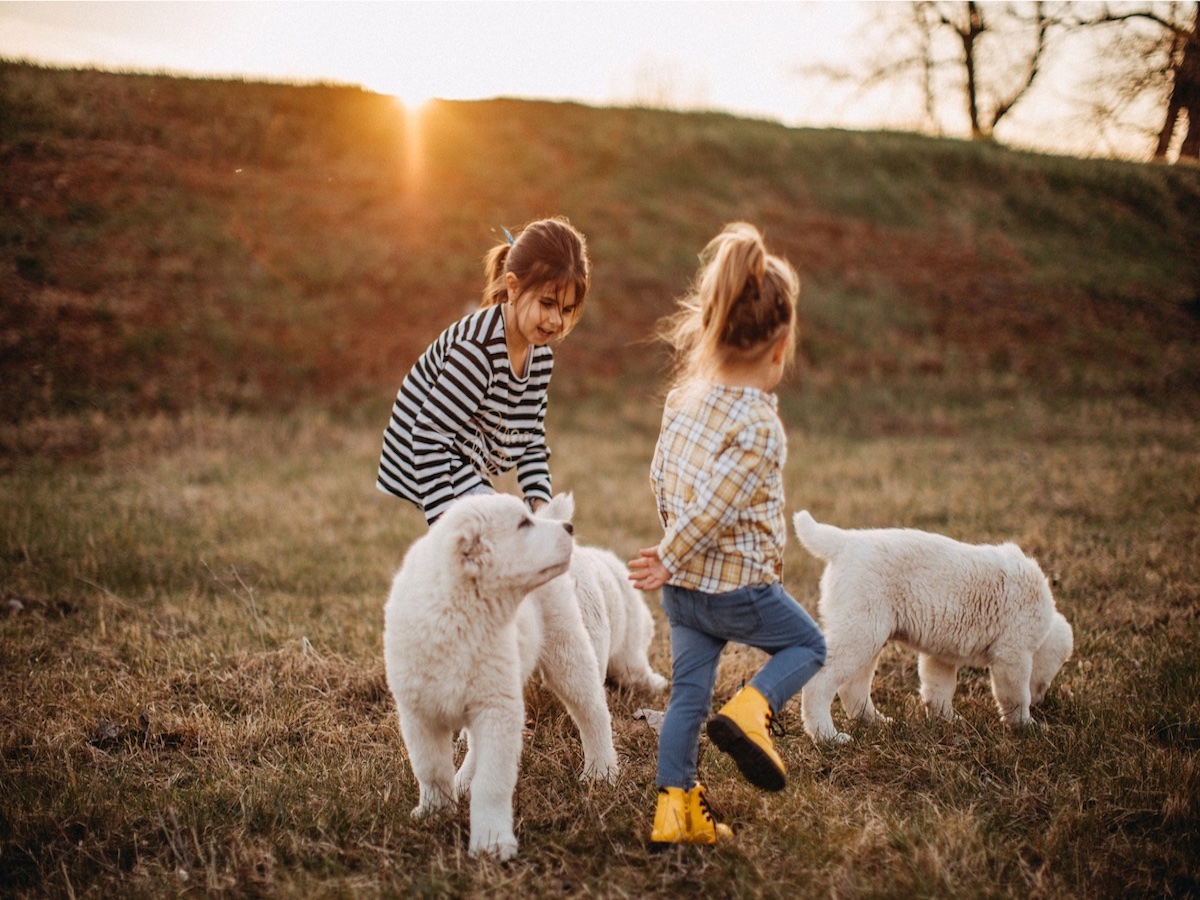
left=801, top=2, right=1055, bottom=144
left=925, top=1, right=1051, bottom=141
left=803, top=0, right=1199, bottom=162
left=1068, top=1, right=1198, bottom=161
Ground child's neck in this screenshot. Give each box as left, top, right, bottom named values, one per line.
left=712, top=364, right=778, bottom=393
left=503, top=306, right=530, bottom=377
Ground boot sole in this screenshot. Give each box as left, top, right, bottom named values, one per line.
left=649, top=838, right=718, bottom=852
left=706, top=715, right=786, bottom=792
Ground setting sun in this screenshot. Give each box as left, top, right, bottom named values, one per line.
left=0, top=2, right=868, bottom=125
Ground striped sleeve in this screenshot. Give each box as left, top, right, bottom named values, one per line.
left=515, top=390, right=552, bottom=507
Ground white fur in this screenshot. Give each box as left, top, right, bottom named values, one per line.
left=545, top=494, right=668, bottom=695
left=452, top=494, right=668, bottom=802
left=383, top=493, right=575, bottom=860
left=793, top=511, right=1073, bottom=744
left=384, top=492, right=639, bottom=861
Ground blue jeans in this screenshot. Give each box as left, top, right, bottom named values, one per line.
left=656, top=581, right=827, bottom=789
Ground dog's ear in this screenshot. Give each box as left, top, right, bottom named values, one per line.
left=539, top=492, right=574, bottom=522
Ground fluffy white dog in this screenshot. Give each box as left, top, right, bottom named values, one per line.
left=451, top=494, right=666, bottom=800
left=793, top=511, right=1073, bottom=744
left=383, top=493, right=577, bottom=860
left=384, top=492, right=650, bottom=860
left=541, top=493, right=669, bottom=695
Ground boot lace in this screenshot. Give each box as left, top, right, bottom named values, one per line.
left=695, top=788, right=722, bottom=826
left=768, top=709, right=787, bottom=738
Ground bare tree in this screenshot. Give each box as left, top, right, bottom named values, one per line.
left=1066, top=1, right=1199, bottom=161
left=804, top=2, right=1058, bottom=144
left=1161, top=6, right=1200, bottom=157
left=927, top=1, right=1052, bottom=140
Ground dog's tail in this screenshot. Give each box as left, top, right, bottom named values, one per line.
left=792, top=510, right=845, bottom=561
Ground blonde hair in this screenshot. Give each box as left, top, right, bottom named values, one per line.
left=481, top=217, right=591, bottom=338
left=661, top=222, right=800, bottom=387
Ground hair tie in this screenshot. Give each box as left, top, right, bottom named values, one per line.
left=502, top=227, right=515, bottom=246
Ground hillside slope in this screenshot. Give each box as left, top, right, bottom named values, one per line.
left=2, top=62, right=1198, bottom=423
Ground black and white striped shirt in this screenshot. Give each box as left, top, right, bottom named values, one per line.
left=376, top=304, right=554, bottom=523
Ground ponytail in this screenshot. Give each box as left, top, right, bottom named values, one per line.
left=482, top=243, right=511, bottom=307
left=661, top=223, right=799, bottom=387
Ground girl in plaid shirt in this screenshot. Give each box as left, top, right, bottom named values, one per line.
left=629, top=223, right=826, bottom=847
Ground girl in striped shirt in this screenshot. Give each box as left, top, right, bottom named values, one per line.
left=377, top=217, right=590, bottom=525
left=628, top=223, right=826, bottom=847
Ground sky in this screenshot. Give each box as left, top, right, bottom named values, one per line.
left=0, top=1, right=1127, bottom=157
left=0, top=2, right=906, bottom=125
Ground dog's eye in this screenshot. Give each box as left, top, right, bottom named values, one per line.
left=518, top=517, right=533, bottom=530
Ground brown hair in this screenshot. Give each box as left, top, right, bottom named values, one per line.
left=661, top=222, right=800, bottom=386
left=481, top=217, right=591, bottom=338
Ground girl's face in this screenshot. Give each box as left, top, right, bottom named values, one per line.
left=505, top=273, right=579, bottom=347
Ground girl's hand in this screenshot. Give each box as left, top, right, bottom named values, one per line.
left=628, top=546, right=670, bottom=592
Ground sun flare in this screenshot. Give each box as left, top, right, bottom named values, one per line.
left=393, top=94, right=430, bottom=195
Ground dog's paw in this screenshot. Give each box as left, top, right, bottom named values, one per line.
left=1006, top=716, right=1042, bottom=733
left=646, top=672, right=669, bottom=692
left=922, top=702, right=958, bottom=722
left=813, top=730, right=852, bottom=745
left=469, top=833, right=518, bottom=861
left=412, top=787, right=454, bottom=819
left=1001, top=711, right=1036, bottom=730
left=580, top=757, right=619, bottom=784
left=412, top=799, right=450, bottom=820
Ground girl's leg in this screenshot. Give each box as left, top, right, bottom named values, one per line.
left=743, top=583, right=827, bottom=715
left=656, top=586, right=726, bottom=789
left=701, top=584, right=823, bottom=791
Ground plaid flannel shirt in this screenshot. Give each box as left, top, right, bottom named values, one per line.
left=650, top=383, right=787, bottom=594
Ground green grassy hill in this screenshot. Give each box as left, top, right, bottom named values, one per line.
left=3, top=61, right=1197, bottom=427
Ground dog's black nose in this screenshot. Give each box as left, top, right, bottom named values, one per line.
left=563, top=522, right=574, bottom=536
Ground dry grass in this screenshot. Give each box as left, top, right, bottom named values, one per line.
left=1, top=396, right=1197, bottom=898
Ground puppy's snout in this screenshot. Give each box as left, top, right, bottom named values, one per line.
left=562, top=522, right=574, bottom=536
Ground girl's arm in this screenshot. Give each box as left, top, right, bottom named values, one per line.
left=515, top=391, right=552, bottom=510
left=409, top=341, right=493, bottom=523
left=628, top=546, right=671, bottom=591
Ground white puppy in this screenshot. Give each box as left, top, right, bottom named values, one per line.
left=541, top=493, right=668, bottom=695
left=383, top=493, right=575, bottom=860
left=793, top=511, right=1073, bottom=744
left=453, top=494, right=667, bottom=799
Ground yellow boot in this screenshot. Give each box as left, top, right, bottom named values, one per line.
left=686, top=783, right=733, bottom=844
left=649, top=787, right=689, bottom=846
left=649, top=784, right=732, bottom=847
left=706, top=685, right=787, bottom=791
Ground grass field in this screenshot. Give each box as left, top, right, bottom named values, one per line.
left=1, top=61, right=1198, bottom=897
left=2, top=392, right=1197, bottom=898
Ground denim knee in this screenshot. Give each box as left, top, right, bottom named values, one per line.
left=812, top=631, right=828, bottom=667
